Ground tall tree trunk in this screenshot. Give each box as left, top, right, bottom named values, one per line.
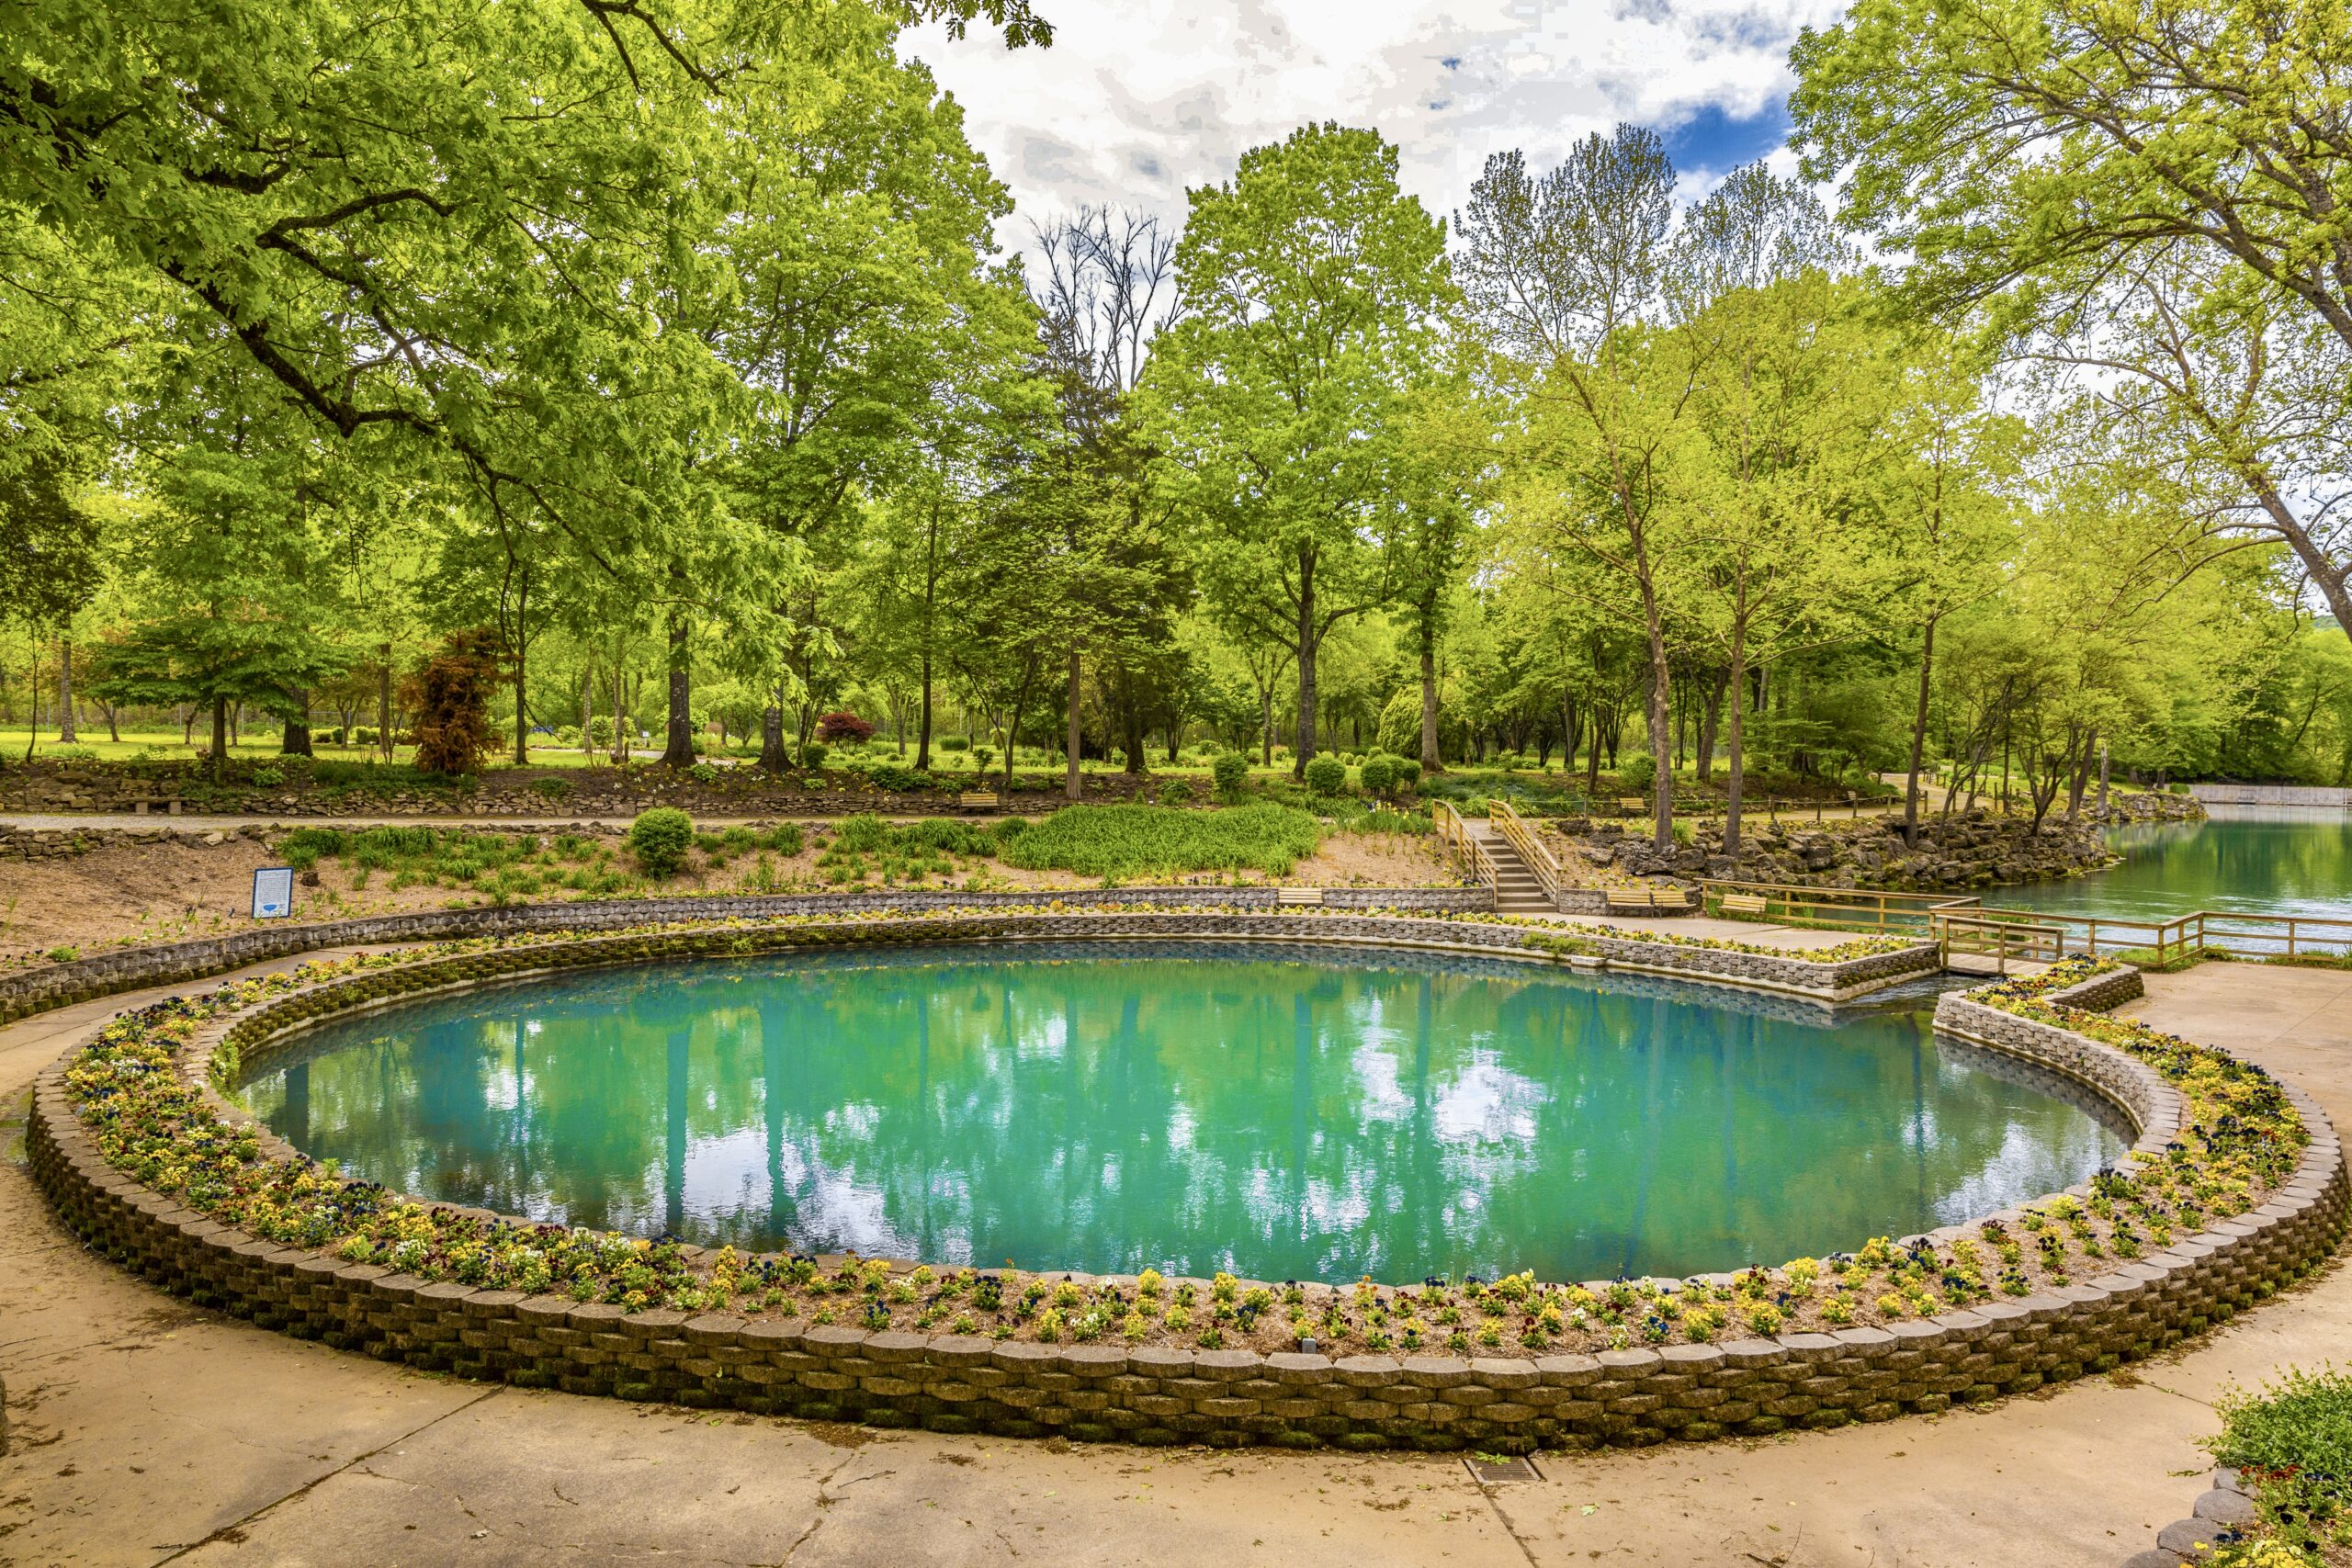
left=55, top=637, right=74, bottom=742
left=1292, top=547, right=1317, bottom=777
left=581, top=667, right=594, bottom=757
left=918, top=503, right=940, bottom=772
left=282, top=687, right=313, bottom=756
left=1005, top=668, right=1034, bottom=794
left=512, top=616, right=528, bottom=766
left=1419, top=607, right=1442, bottom=773
left=1722, top=626, right=1748, bottom=853
left=378, top=647, right=394, bottom=764
left=1695, top=668, right=1726, bottom=783
left=916, top=649, right=934, bottom=772
left=1902, top=615, right=1937, bottom=849
left=1064, top=646, right=1083, bottom=802
left=610, top=658, right=628, bottom=765
left=1121, top=674, right=1148, bottom=775
left=210, top=695, right=228, bottom=783
left=660, top=599, right=694, bottom=767
left=1640, top=612, right=1673, bottom=852
left=758, top=696, right=786, bottom=773
left=2065, top=728, right=2098, bottom=823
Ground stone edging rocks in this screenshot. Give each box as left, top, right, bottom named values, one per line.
left=24, top=921, right=2347, bottom=1453
left=0, top=885, right=1495, bottom=1024
left=2120, top=1468, right=2262, bottom=1567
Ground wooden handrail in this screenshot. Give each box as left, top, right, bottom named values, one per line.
left=1432, top=800, right=1499, bottom=895
left=1928, top=910, right=2066, bottom=973
left=1701, top=876, right=2352, bottom=964
left=1696, top=878, right=1984, bottom=932
left=1487, top=798, right=1565, bottom=905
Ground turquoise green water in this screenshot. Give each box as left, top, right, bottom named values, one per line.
left=1995, top=807, right=2352, bottom=940
left=235, top=944, right=2126, bottom=1284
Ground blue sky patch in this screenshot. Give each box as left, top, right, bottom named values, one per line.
left=1658, top=100, right=1792, bottom=175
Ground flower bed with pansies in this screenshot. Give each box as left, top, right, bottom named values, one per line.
left=45, top=923, right=2320, bottom=1372
left=1512, top=922, right=1915, bottom=964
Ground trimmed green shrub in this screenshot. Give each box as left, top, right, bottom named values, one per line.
left=798, top=740, right=829, bottom=770
left=1619, top=753, right=1657, bottom=795
left=1396, top=758, right=1423, bottom=792
left=939, top=735, right=970, bottom=751
left=1211, top=750, right=1250, bottom=800
left=628, top=807, right=695, bottom=878
left=1302, top=755, right=1346, bottom=795
left=867, top=762, right=932, bottom=792
left=1358, top=753, right=1399, bottom=798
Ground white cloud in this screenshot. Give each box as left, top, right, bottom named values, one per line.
left=899, top=0, right=1848, bottom=251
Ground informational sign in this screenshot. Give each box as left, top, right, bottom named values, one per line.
left=252, top=866, right=295, bottom=920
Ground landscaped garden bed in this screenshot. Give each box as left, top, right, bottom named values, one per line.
left=26, top=920, right=2346, bottom=1450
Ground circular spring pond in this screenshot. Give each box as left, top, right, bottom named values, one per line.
left=235, top=942, right=2130, bottom=1283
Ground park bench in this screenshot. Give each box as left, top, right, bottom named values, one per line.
left=1617, top=796, right=1646, bottom=813
left=130, top=795, right=184, bottom=817
left=1718, top=892, right=1770, bottom=918
left=1610, top=885, right=1698, bottom=913
left=957, top=791, right=1000, bottom=812
left=1274, top=887, right=1324, bottom=907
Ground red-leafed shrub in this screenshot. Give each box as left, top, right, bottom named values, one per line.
left=816, top=711, right=875, bottom=744
left=412, top=630, right=502, bottom=775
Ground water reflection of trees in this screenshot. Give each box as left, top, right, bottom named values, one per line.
left=238, top=943, right=2126, bottom=1282
left=2002, top=809, right=2352, bottom=930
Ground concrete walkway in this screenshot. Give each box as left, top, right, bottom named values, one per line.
left=2, top=960, right=2342, bottom=1567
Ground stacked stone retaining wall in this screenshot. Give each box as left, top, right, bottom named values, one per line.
left=0, top=886, right=1494, bottom=1023
left=23, top=928, right=2346, bottom=1452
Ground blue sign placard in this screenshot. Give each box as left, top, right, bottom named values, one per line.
left=252, top=866, right=295, bottom=920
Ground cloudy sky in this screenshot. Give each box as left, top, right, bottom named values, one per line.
left=899, top=0, right=1847, bottom=249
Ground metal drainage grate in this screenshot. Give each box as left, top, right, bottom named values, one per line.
left=1464, top=1454, right=1543, bottom=1485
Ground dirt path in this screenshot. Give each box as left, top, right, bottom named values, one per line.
left=0, top=827, right=1457, bottom=965
left=0, top=961, right=2342, bottom=1566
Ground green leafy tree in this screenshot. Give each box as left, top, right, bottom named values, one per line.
left=1462, top=127, right=1692, bottom=847
left=1144, top=123, right=1452, bottom=778
left=1660, top=175, right=1871, bottom=851
left=1792, top=0, right=2352, bottom=641
left=89, top=448, right=347, bottom=778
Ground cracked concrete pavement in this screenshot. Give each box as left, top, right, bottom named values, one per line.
left=3, top=954, right=2346, bottom=1567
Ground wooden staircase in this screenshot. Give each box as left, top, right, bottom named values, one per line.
left=1462, top=818, right=1558, bottom=915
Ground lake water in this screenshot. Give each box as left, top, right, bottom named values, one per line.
left=1994, top=806, right=2352, bottom=939
left=234, top=943, right=2126, bottom=1284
